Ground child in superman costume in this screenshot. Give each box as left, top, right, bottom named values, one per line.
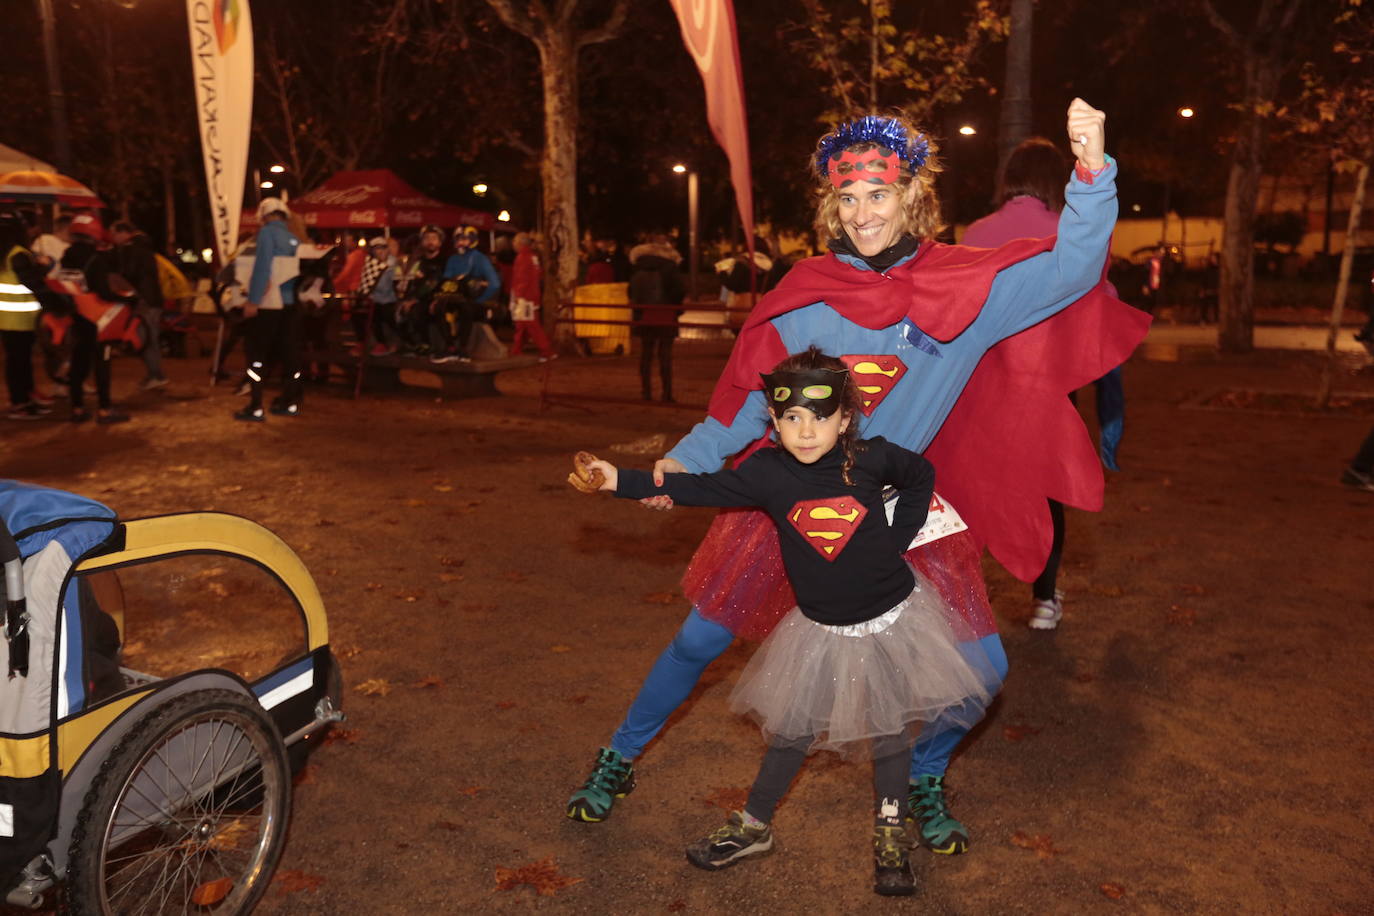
left=566, top=100, right=1151, bottom=856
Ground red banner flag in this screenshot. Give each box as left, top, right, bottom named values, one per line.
left=669, top=0, right=754, bottom=247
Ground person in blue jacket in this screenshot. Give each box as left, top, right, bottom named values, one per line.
left=434, top=226, right=500, bottom=362
left=235, top=198, right=303, bottom=421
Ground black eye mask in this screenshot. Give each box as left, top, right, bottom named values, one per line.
left=760, top=367, right=849, bottom=418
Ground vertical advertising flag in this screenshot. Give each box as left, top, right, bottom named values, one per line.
left=186, top=0, right=254, bottom=264
left=668, top=0, right=755, bottom=246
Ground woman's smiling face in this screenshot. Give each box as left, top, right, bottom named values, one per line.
left=837, top=181, right=908, bottom=257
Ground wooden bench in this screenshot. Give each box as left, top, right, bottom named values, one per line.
left=332, top=349, right=541, bottom=398
left=332, top=321, right=542, bottom=398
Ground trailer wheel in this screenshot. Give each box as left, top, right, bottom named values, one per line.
left=62, top=689, right=291, bottom=915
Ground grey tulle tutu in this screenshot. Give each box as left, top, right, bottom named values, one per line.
left=728, top=571, right=998, bottom=755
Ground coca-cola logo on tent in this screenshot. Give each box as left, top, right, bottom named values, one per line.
left=303, top=185, right=382, bottom=206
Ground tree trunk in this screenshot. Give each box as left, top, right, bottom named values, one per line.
left=1316, top=159, right=1370, bottom=408
left=1217, top=56, right=1280, bottom=354
left=996, top=0, right=1033, bottom=175
left=538, top=31, right=580, bottom=341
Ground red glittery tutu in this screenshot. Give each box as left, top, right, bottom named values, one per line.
left=681, top=507, right=997, bottom=642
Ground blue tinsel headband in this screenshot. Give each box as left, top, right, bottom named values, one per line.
left=814, top=116, right=930, bottom=184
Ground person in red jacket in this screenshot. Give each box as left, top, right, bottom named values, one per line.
left=509, top=233, right=556, bottom=361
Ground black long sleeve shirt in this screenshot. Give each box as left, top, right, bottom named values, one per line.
left=616, top=437, right=934, bottom=626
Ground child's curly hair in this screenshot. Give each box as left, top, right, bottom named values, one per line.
left=768, top=346, right=865, bottom=484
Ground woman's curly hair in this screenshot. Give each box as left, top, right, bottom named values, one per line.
left=812, top=115, right=945, bottom=245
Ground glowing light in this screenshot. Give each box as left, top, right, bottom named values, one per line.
left=672, top=164, right=687, bottom=174
left=259, top=180, right=274, bottom=189
left=497, top=210, right=511, bottom=222
left=200, top=248, right=213, bottom=262
left=958, top=125, right=977, bottom=136
left=269, top=164, right=286, bottom=173
left=472, top=183, right=488, bottom=196
left=1178, top=107, right=1195, bottom=119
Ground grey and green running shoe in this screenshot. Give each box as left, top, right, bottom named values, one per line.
left=566, top=747, right=636, bottom=822
left=872, top=824, right=916, bottom=896
left=685, top=811, right=774, bottom=870
left=908, top=775, right=969, bottom=854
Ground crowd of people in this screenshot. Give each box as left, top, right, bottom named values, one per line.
left=1, top=208, right=188, bottom=424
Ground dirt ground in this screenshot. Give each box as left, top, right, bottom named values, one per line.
left=1, top=331, right=1371, bottom=915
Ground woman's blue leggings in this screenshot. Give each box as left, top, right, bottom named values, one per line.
left=608, top=608, right=1008, bottom=781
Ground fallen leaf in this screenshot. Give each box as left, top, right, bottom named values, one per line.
left=336, top=645, right=364, bottom=660
left=217, top=485, right=243, bottom=495
left=494, top=857, right=584, bottom=897
left=641, top=591, right=678, bottom=605
left=404, top=498, right=427, bottom=508
left=702, top=787, right=751, bottom=811
left=550, top=645, right=572, bottom=653
left=363, top=582, right=383, bottom=592
left=275, top=870, right=325, bottom=895
left=1010, top=831, right=1063, bottom=859
left=456, top=785, right=486, bottom=796
left=414, top=675, right=445, bottom=689
left=191, top=877, right=233, bottom=905
left=433, top=484, right=454, bottom=493
left=439, top=556, right=465, bottom=567
left=1003, top=724, right=1042, bottom=742
left=1167, top=605, right=1197, bottom=627
left=355, top=678, right=394, bottom=697
left=1100, top=882, right=1127, bottom=900
left=438, top=572, right=464, bottom=583
left=495, top=701, right=517, bottom=710
left=323, top=728, right=360, bottom=745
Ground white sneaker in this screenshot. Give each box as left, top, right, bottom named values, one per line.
left=141, top=377, right=169, bottom=390
left=1029, top=596, right=1063, bottom=630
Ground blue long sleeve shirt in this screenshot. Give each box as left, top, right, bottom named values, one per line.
left=442, top=249, right=501, bottom=303
left=666, top=161, right=1119, bottom=474
left=247, top=219, right=301, bottom=307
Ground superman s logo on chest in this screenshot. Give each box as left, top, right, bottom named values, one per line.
left=787, top=496, right=869, bottom=561
left=839, top=354, right=907, bottom=415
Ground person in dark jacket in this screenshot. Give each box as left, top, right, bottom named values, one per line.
left=628, top=235, right=686, bottom=402
left=111, top=221, right=168, bottom=390
left=59, top=215, right=129, bottom=423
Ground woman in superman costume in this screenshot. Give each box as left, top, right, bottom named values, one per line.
left=566, top=99, right=1150, bottom=857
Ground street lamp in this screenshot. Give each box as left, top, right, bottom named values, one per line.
left=958, top=125, right=977, bottom=136
left=472, top=183, right=489, bottom=197
left=497, top=210, right=511, bottom=223
left=259, top=180, right=274, bottom=190
left=269, top=164, right=286, bottom=174
left=672, top=164, right=699, bottom=297
left=1178, top=107, right=1195, bottom=119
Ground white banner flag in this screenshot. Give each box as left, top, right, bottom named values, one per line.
left=186, top=0, right=254, bottom=264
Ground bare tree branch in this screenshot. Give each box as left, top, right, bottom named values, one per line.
left=485, top=0, right=544, bottom=43
left=1199, top=0, right=1243, bottom=49
left=575, top=0, right=630, bottom=50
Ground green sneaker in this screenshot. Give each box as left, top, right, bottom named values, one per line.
left=908, top=775, right=969, bottom=855
left=685, top=811, right=775, bottom=870
left=566, top=747, right=635, bottom=823
left=872, top=823, right=916, bottom=896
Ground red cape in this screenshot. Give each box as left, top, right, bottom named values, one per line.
left=706, top=241, right=1151, bottom=582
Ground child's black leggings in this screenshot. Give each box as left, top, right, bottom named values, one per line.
left=743, top=733, right=912, bottom=825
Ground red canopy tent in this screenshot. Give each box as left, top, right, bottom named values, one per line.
left=242, top=168, right=498, bottom=231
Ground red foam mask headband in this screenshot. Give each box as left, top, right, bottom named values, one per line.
left=827, top=147, right=902, bottom=189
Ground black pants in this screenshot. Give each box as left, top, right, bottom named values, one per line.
left=637, top=327, right=675, bottom=400
left=744, top=734, right=912, bottom=825
left=1, top=329, right=35, bottom=406
left=68, top=316, right=112, bottom=410
left=245, top=307, right=303, bottom=410
left=1032, top=499, right=1067, bottom=602
left=1351, top=425, right=1374, bottom=474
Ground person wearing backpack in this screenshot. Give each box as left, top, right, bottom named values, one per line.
left=628, top=235, right=685, bottom=402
